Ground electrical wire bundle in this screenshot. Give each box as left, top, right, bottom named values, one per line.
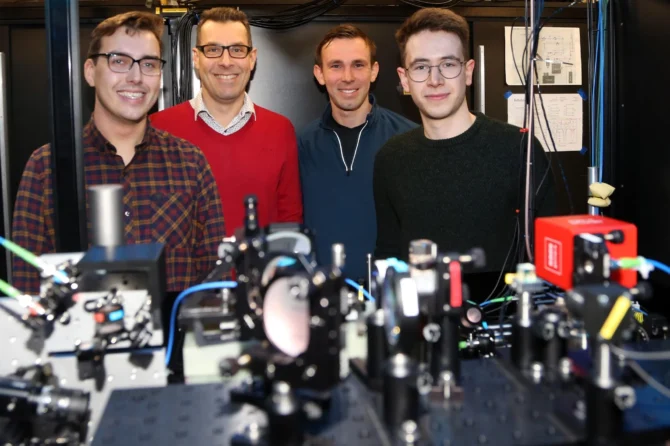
left=476, top=1, right=579, bottom=308
left=248, top=0, right=347, bottom=30
left=397, top=0, right=519, bottom=8
left=170, top=9, right=200, bottom=104
left=167, top=0, right=349, bottom=103
left=505, top=0, right=577, bottom=269
left=588, top=0, right=608, bottom=184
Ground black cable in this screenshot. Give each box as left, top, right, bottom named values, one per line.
left=534, top=80, right=575, bottom=213
left=511, top=2, right=577, bottom=218
left=249, top=0, right=345, bottom=29
left=398, top=0, right=465, bottom=8
left=481, top=217, right=520, bottom=303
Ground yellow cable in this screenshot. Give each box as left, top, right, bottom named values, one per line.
left=600, top=296, right=631, bottom=340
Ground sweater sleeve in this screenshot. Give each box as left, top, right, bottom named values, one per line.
left=11, top=146, right=55, bottom=295
left=192, top=153, right=226, bottom=281
left=276, top=121, right=303, bottom=224
left=373, top=147, right=402, bottom=259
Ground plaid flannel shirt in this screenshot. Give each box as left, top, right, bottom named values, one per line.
left=11, top=118, right=225, bottom=294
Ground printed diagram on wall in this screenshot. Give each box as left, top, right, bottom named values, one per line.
left=507, top=93, right=583, bottom=152
left=504, top=26, right=582, bottom=86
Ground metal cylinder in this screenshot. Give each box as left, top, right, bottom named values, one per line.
left=588, top=166, right=599, bottom=216
left=367, top=309, right=387, bottom=387
left=438, top=314, right=461, bottom=384
left=519, top=291, right=532, bottom=327
left=367, top=253, right=373, bottom=296
left=533, top=309, right=568, bottom=375
left=266, top=381, right=303, bottom=446
left=474, top=45, right=486, bottom=114
left=0, top=376, right=90, bottom=421
left=511, top=323, right=534, bottom=372
left=244, top=194, right=259, bottom=235
left=594, top=342, right=614, bottom=389
left=383, top=354, right=419, bottom=428
left=88, top=184, right=124, bottom=247
left=586, top=380, right=623, bottom=446
left=0, top=53, right=12, bottom=283
left=332, top=244, right=345, bottom=269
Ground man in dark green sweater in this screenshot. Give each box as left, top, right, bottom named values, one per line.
left=373, top=8, right=554, bottom=296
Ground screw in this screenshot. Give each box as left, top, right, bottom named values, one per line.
left=570, top=293, right=584, bottom=305
left=559, top=357, right=571, bottom=379
left=614, top=386, right=636, bottom=410
left=400, top=420, right=419, bottom=443
left=442, top=371, right=454, bottom=399
left=247, top=422, right=261, bottom=442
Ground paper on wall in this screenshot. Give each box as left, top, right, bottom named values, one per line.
left=507, top=93, right=583, bottom=152
left=505, top=26, right=582, bottom=86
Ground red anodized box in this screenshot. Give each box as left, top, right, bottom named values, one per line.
left=534, top=215, right=638, bottom=290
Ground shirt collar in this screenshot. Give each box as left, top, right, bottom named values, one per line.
left=84, top=117, right=154, bottom=154
left=320, top=94, right=378, bottom=129
left=190, top=90, right=257, bottom=123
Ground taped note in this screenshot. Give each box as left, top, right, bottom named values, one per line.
left=507, top=93, right=583, bottom=152
left=505, top=26, right=582, bottom=86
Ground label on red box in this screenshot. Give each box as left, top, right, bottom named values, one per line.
left=545, top=237, right=562, bottom=275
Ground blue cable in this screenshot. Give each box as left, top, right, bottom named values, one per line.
left=0, top=235, right=69, bottom=284
left=598, top=0, right=606, bottom=182
left=634, top=308, right=649, bottom=316
left=591, top=33, right=599, bottom=169
left=165, top=281, right=238, bottom=367
left=646, top=259, right=670, bottom=276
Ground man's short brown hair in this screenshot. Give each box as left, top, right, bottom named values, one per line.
left=395, top=8, right=470, bottom=66
left=196, top=7, right=253, bottom=46
left=315, top=24, right=377, bottom=66
left=87, top=11, right=164, bottom=59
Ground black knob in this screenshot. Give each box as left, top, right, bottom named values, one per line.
left=606, top=230, right=625, bottom=244
left=469, top=248, right=486, bottom=269
left=219, top=358, right=239, bottom=377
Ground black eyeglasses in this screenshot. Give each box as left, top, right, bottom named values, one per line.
left=405, top=60, right=465, bottom=82
left=196, top=44, right=252, bottom=59
left=91, top=53, right=166, bottom=76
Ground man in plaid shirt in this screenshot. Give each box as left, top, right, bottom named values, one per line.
left=11, top=11, right=225, bottom=295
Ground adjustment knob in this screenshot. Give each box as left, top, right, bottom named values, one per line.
left=468, top=248, right=486, bottom=269
left=606, top=230, right=625, bottom=244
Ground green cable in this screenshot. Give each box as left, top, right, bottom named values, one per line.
left=484, top=296, right=515, bottom=306
left=617, top=257, right=644, bottom=269
left=0, top=237, right=43, bottom=270
left=0, top=278, right=46, bottom=315
left=0, top=278, right=22, bottom=299
left=0, top=236, right=69, bottom=284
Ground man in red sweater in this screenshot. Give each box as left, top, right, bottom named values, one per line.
left=150, top=7, right=302, bottom=235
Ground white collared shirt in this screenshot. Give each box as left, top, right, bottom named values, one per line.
left=190, top=90, right=257, bottom=136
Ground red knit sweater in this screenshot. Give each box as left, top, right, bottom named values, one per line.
left=150, top=102, right=303, bottom=236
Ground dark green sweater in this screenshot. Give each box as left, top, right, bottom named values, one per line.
left=373, top=113, right=554, bottom=272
